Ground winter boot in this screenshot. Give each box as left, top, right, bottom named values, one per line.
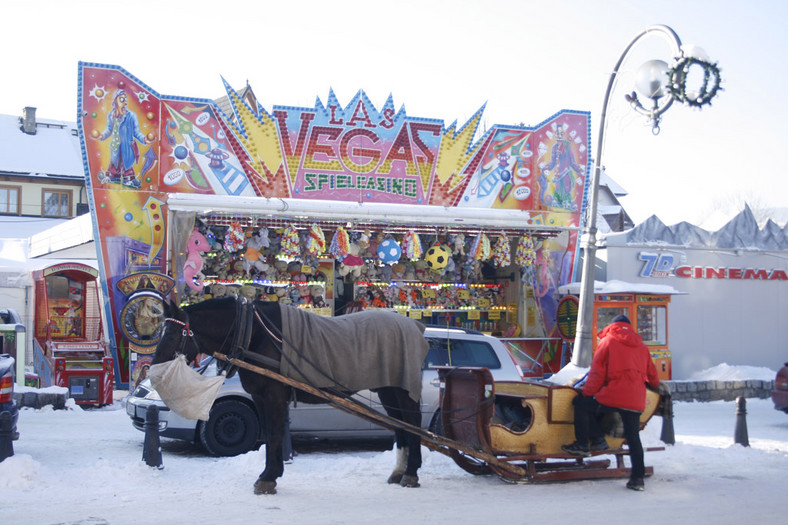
left=590, top=437, right=610, bottom=452
left=561, top=441, right=590, bottom=457
left=626, top=477, right=645, bottom=491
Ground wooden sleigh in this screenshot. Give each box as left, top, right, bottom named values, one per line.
left=212, top=352, right=669, bottom=483
left=436, top=366, right=668, bottom=483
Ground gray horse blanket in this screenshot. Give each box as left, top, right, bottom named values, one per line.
left=279, top=305, right=428, bottom=402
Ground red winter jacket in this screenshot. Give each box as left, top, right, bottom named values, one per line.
left=581, top=321, right=660, bottom=412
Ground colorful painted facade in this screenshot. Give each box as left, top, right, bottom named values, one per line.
left=77, top=62, right=591, bottom=386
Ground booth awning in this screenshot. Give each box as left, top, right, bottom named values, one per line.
left=165, top=193, right=582, bottom=237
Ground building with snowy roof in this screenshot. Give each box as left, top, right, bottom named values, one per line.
left=599, top=205, right=788, bottom=378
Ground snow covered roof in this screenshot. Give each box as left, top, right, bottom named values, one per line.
left=558, top=279, right=685, bottom=296
left=0, top=216, right=70, bottom=239
left=0, top=112, right=83, bottom=179
left=599, top=169, right=628, bottom=197
left=602, top=205, right=788, bottom=250
left=29, top=213, right=96, bottom=259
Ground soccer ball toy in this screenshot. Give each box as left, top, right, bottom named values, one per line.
left=425, top=245, right=451, bottom=270
left=377, top=238, right=401, bottom=264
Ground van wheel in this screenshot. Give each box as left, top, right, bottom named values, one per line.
left=199, top=399, right=260, bottom=457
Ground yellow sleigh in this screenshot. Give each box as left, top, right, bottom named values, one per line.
left=436, top=367, right=670, bottom=483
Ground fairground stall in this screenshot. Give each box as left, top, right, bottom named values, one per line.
left=77, top=62, right=593, bottom=387
left=31, top=262, right=114, bottom=404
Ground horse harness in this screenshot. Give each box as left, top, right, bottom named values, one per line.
left=164, top=299, right=283, bottom=378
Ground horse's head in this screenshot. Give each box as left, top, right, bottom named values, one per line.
left=152, top=299, right=200, bottom=365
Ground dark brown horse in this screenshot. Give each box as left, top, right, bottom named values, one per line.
left=151, top=296, right=427, bottom=494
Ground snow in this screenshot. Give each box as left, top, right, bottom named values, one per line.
left=2, top=369, right=786, bottom=524
left=688, top=363, right=778, bottom=382
left=557, top=279, right=684, bottom=297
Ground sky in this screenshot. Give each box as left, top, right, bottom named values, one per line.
left=2, top=0, right=786, bottom=226
left=1, top=364, right=785, bottom=524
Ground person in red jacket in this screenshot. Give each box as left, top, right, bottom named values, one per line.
left=561, top=314, right=660, bottom=491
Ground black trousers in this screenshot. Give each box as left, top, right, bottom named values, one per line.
left=573, top=395, right=645, bottom=479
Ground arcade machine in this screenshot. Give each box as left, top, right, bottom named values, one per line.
left=592, top=289, right=674, bottom=380
left=32, top=263, right=114, bottom=405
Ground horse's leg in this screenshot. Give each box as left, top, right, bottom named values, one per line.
left=251, top=385, right=289, bottom=495
left=378, top=388, right=422, bottom=488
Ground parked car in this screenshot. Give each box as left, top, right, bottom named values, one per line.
left=0, top=353, right=20, bottom=441
left=772, top=361, right=788, bottom=414
left=125, top=326, right=525, bottom=456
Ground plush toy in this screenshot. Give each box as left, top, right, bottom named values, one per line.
left=401, top=231, right=423, bottom=261
left=309, top=284, right=326, bottom=308
left=240, top=285, right=258, bottom=301
left=223, top=221, right=246, bottom=252
left=452, top=233, right=466, bottom=256
left=391, top=262, right=406, bottom=280
left=380, top=264, right=393, bottom=282
left=329, top=227, right=350, bottom=260
left=442, top=256, right=457, bottom=278
left=377, top=238, right=402, bottom=265
left=184, top=228, right=211, bottom=292
left=244, top=228, right=271, bottom=276
left=229, top=259, right=245, bottom=279
left=365, top=260, right=380, bottom=281
left=404, top=262, right=416, bottom=281
left=493, top=233, right=511, bottom=268
left=279, top=225, right=301, bottom=260
left=339, top=256, right=365, bottom=279
left=424, top=244, right=451, bottom=270
left=356, top=229, right=372, bottom=257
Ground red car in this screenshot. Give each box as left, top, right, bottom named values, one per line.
left=773, top=362, right=788, bottom=414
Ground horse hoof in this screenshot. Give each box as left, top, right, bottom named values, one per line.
left=254, top=479, right=277, bottom=495
left=399, top=475, right=420, bottom=488
left=387, top=473, right=403, bottom=484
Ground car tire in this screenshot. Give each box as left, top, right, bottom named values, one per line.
left=199, top=399, right=260, bottom=457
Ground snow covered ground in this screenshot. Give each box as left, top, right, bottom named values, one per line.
left=2, top=368, right=786, bottom=525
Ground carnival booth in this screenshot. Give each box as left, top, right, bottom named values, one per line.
left=31, top=263, right=114, bottom=405
left=76, top=62, right=592, bottom=386
left=558, top=281, right=683, bottom=380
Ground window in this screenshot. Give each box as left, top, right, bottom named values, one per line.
left=637, top=304, right=667, bottom=346
left=424, top=337, right=502, bottom=369
left=42, top=189, right=72, bottom=217
left=0, top=185, right=21, bottom=215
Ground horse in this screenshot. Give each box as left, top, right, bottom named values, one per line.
left=151, top=296, right=428, bottom=495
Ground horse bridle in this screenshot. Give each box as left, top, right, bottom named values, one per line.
left=163, top=316, right=203, bottom=359
left=163, top=305, right=283, bottom=373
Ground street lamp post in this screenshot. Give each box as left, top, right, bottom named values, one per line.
left=571, top=25, right=721, bottom=367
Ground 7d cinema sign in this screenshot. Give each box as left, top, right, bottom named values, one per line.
left=638, top=252, right=788, bottom=281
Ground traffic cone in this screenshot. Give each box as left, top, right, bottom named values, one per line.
left=0, top=411, right=14, bottom=462
left=734, top=396, right=749, bottom=447
left=143, top=405, right=164, bottom=469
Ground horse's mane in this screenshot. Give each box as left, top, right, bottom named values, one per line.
left=182, top=296, right=279, bottom=316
